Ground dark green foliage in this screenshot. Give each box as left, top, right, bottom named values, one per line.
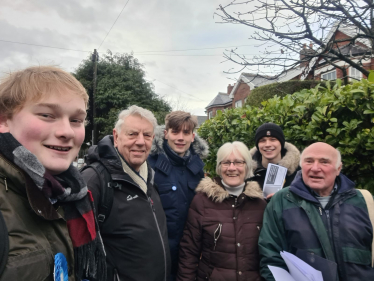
left=199, top=79, right=374, bottom=192
left=245, top=80, right=334, bottom=108
left=74, top=51, right=171, bottom=144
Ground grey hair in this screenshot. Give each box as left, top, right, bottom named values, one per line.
left=300, top=145, right=342, bottom=169
left=216, top=141, right=253, bottom=178
left=115, top=105, right=158, bottom=133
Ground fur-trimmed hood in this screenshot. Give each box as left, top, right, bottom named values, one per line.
left=150, top=125, right=209, bottom=159
left=195, top=177, right=263, bottom=203
left=249, top=142, right=300, bottom=175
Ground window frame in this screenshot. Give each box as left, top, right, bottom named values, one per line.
left=321, top=70, right=337, bottom=81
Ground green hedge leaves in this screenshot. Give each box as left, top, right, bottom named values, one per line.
left=199, top=79, right=374, bottom=192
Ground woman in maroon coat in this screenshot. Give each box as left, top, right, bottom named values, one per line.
left=177, top=141, right=266, bottom=281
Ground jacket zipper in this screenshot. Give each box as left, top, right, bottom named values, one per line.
left=148, top=197, right=167, bottom=281
left=113, top=177, right=167, bottom=280
left=213, top=223, right=222, bottom=250
left=0, top=175, right=8, bottom=191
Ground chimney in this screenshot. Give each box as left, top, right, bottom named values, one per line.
left=309, top=43, right=313, bottom=49
left=227, top=84, right=234, bottom=95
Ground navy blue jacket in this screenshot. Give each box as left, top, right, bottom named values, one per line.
left=259, top=172, right=374, bottom=281
left=148, top=126, right=208, bottom=279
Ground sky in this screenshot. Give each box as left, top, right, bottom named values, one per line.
left=0, top=0, right=268, bottom=116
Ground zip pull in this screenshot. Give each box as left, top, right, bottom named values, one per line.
left=148, top=197, right=155, bottom=212
left=213, top=223, right=222, bottom=250
left=234, top=197, right=238, bottom=206
left=319, top=207, right=322, bottom=216
left=1, top=177, right=8, bottom=192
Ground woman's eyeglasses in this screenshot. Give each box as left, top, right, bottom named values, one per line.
left=220, top=161, right=246, bottom=167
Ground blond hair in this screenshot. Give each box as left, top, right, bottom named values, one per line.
left=0, top=66, right=88, bottom=118
left=216, top=141, right=253, bottom=179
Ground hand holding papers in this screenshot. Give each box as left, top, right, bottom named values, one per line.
left=263, top=163, right=288, bottom=198
left=268, top=251, right=324, bottom=281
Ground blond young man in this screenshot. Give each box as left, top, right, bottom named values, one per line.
left=148, top=111, right=209, bottom=281
left=0, top=66, right=105, bottom=280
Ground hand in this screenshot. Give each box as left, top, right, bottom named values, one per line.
left=266, top=193, right=275, bottom=200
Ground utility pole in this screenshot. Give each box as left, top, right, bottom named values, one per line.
left=92, top=49, right=98, bottom=145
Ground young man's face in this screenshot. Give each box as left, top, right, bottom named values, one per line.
left=258, top=136, right=282, bottom=163
left=113, top=114, right=154, bottom=172
left=164, top=124, right=195, bottom=157
left=0, top=89, right=86, bottom=175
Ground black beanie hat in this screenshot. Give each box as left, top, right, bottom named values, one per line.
left=255, top=123, right=285, bottom=151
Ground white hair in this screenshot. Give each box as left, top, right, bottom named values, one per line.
left=115, top=105, right=158, bottom=133
left=216, top=141, right=253, bottom=178
left=300, top=144, right=342, bottom=169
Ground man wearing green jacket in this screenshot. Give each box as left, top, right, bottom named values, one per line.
left=259, top=142, right=374, bottom=281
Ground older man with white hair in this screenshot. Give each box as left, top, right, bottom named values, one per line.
left=259, top=142, right=374, bottom=281
left=81, top=105, right=170, bottom=281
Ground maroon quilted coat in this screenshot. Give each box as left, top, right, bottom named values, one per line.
left=177, top=177, right=267, bottom=281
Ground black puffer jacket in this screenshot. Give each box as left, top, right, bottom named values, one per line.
left=81, top=135, right=171, bottom=281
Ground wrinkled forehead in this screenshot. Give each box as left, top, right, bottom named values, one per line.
left=302, top=144, right=337, bottom=162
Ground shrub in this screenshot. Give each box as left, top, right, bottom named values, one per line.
left=199, top=79, right=374, bottom=192
left=245, top=80, right=334, bottom=108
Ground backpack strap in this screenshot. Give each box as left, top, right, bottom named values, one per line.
left=0, top=209, right=9, bottom=276
left=358, top=189, right=374, bottom=267
left=81, top=161, right=115, bottom=229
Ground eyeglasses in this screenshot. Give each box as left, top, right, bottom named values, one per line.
left=220, top=160, right=246, bottom=167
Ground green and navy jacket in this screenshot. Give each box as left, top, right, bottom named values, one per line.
left=259, top=172, right=374, bottom=281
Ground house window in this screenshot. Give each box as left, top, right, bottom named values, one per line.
left=244, top=97, right=248, bottom=104
left=321, top=70, right=337, bottom=81
left=350, top=67, right=362, bottom=81
left=235, top=100, right=242, bottom=108
left=208, top=111, right=213, bottom=119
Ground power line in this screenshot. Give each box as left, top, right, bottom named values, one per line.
left=134, top=44, right=257, bottom=53
left=147, top=75, right=207, bottom=102
left=0, top=39, right=91, bottom=53
left=98, top=0, right=130, bottom=50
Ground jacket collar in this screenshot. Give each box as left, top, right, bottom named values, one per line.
left=195, top=177, right=263, bottom=203
left=0, top=153, right=61, bottom=220
left=249, top=142, right=300, bottom=175
left=87, top=135, right=155, bottom=191
left=149, top=125, right=209, bottom=159
left=289, top=171, right=355, bottom=203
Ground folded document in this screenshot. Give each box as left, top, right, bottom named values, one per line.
left=268, top=251, right=323, bottom=281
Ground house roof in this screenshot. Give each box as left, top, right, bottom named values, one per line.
left=205, top=92, right=232, bottom=109
left=196, top=116, right=207, bottom=127
left=325, top=22, right=371, bottom=49
left=302, top=22, right=372, bottom=77
left=228, top=73, right=275, bottom=98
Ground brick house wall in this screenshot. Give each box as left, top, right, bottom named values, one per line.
left=232, top=83, right=251, bottom=108
left=206, top=104, right=231, bottom=119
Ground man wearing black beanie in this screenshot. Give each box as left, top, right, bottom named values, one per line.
left=248, top=123, right=300, bottom=198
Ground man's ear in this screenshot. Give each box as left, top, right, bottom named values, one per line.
left=164, top=129, right=168, bottom=139
left=113, top=128, right=118, bottom=147
left=336, top=162, right=342, bottom=175
left=0, top=115, right=10, bottom=133
left=191, top=132, right=195, bottom=142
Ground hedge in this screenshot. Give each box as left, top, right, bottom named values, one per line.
left=245, top=80, right=334, bottom=108
left=198, top=79, right=374, bottom=192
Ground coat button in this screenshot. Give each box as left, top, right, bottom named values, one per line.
left=238, top=271, right=242, bottom=275
left=232, top=205, right=235, bottom=207
left=237, top=243, right=241, bottom=247
left=172, top=186, right=177, bottom=191
left=233, top=217, right=237, bottom=220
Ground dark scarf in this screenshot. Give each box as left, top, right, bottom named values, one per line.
left=163, top=140, right=191, bottom=165
left=0, top=133, right=106, bottom=281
